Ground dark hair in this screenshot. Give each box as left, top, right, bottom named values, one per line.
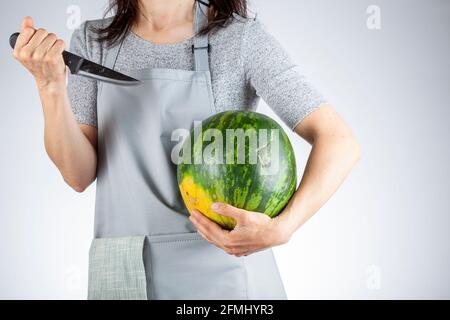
left=92, top=0, right=248, bottom=47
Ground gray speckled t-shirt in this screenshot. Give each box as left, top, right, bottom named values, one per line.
left=67, top=15, right=326, bottom=130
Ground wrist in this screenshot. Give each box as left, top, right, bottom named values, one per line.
left=270, top=214, right=294, bottom=245
left=36, top=79, right=67, bottom=96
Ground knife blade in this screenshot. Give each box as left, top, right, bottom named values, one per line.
left=9, top=32, right=140, bottom=86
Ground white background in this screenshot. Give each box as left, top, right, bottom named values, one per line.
left=0, top=0, right=449, bottom=299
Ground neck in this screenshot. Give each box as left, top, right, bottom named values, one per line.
left=137, top=0, right=196, bottom=31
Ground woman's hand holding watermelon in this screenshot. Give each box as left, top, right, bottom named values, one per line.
left=189, top=202, right=290, bottom=257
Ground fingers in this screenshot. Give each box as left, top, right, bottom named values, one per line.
left=190, top=210, right=253, bottom=257
left=227, top=245, right=267, bottom=257
left=26, top=28, right=49, bottom=50
left=47, top=39, right=65, bottom=59
left=190, top=210, right=228, bottom=245
left=38, top=36, right=65, bottom=76
left=12, top=19, right=66, bottom=84
left=20, top=16, right=34, bottom=32
left=13, top=17, right=64, bottom=65
left=14, top=16, right=35, bottom=52
left=189, top=206, right=275, bottom=258
left=32, top=33, right=57, bottom=60
left=18, top=28, right=48, bottom=61
left=14, top=28, right=35, bottom=54
left=211, top=202, right=249, bottom=225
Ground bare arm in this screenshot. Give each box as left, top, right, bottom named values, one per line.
left=13, top=17, right=97, bottom=192
left=40, top=89, right=97, bottom=192
left=276, top=104, right=361, bottom=236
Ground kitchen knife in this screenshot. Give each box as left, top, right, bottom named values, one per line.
left=9, top=32, right=140, bottom=86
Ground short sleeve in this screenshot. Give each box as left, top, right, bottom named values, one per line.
left=67, top=21, right=98, bottom=127
left=242, top=19, right=327, bottom=130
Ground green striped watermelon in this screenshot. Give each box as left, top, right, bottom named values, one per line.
left=177, top=111, right=297, bottom=230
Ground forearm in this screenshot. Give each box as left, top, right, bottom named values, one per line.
left=277, top=134, right=360, bottom=236
left=39, top=84, right=97, bottom=191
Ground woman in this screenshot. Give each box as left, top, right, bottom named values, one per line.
left=12, top=0, right=360, bottom=299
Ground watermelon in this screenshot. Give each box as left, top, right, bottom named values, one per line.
left=177, top=111, right=297, bottom=230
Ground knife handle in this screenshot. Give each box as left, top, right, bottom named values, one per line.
left=9, top=32, right=83, bottom=74
left=9, top=32, right=19, bottom=49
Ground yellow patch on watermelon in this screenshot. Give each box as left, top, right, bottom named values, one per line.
left=179, top=176, right=236, bottom=229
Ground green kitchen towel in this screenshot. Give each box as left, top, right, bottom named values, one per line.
left=88, top=236, right=147, bottom=300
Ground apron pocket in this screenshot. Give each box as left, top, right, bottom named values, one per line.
left=88, top=236, right=147, bottom=300
left=145, top=232, right=248, bottom=300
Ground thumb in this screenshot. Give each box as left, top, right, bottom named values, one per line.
left=20, top=16, right=34, bottom=32
left=211, top=203, right=247, bottom=224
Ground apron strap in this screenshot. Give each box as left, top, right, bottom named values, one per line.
left=103, top=0, right=210, bottom=71
left=104, top=39, right=123, bottom=70
left=193, top=0, right=210, bottom=72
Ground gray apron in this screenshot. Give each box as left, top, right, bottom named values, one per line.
left=87, top=0, right=287, bottom=300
